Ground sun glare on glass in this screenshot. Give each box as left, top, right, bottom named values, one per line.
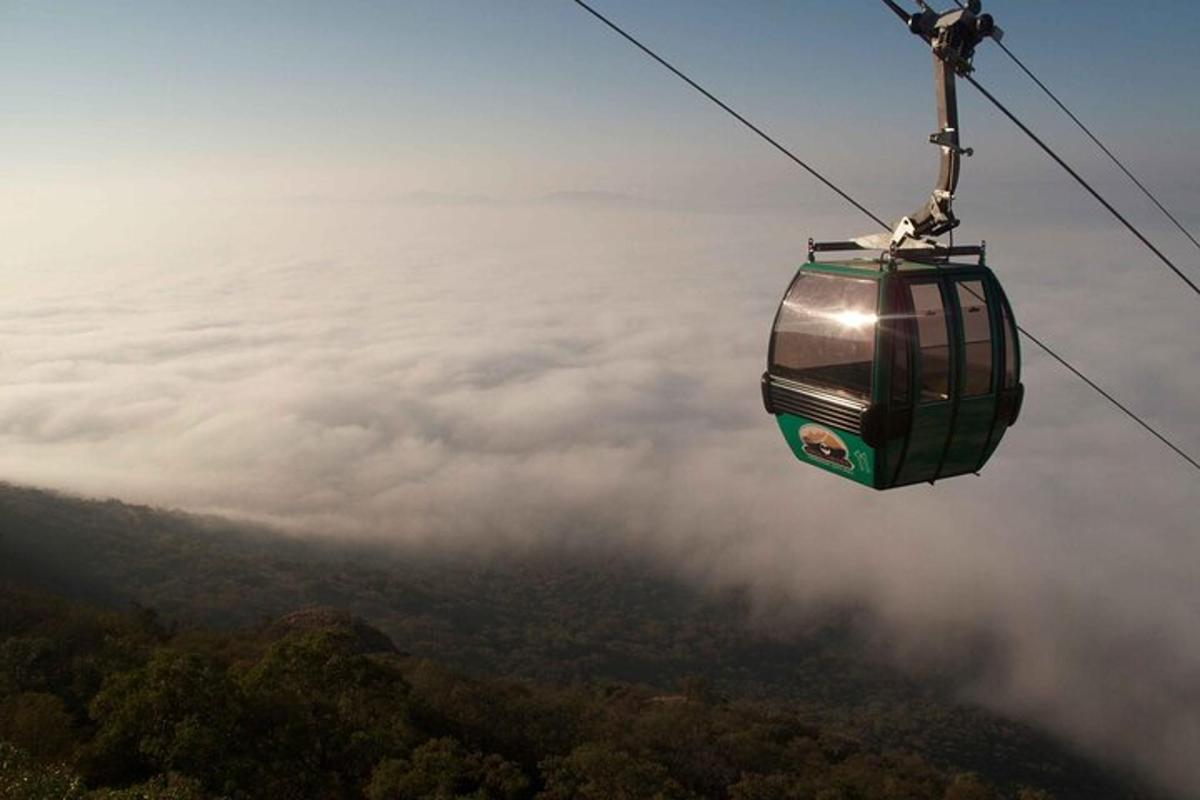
left=827, top=310, right=878, bottom=329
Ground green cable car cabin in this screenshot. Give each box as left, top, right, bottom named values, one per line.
left=755, top=1, right=1024, bottom=487
left=762, top=252, right=1023, bottom=489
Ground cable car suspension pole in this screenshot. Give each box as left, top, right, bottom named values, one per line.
left=881, top=0, right=1200, bottom=297
left=885, top=1, right=999, bottom=249
left=945, top=0, right=1200, bottom=256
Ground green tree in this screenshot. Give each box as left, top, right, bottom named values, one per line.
left=365, top=738, right=528, bottom=800
left=943, top=773, right=999, bottom=800
left=86, top=650, right=243, bottom=790
left=0, top=692, right=75, bottom=760
left=365, top=758, right=409, bottom=800
left=0, top=637, right=53, bottom=696
left=238, top=630, right=412, bottom=796
left=478, top=753, right=531, bottom=800
left=537, top=742, right=697, bottom=800
left=678, top=676, right=719, bottom=705
left=728, top=773, right=806, bottom=800
left=0, top=742, right=84, bottom=800
left=1016, top=790, right=1056, bottom=800
left=87, top=773, right=209, bottom=800
left=373, top=737, right=476, bottom=799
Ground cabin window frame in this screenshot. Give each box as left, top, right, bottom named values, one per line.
left=767, top=269, right=882, bottom=404
left=950, top=278, right=996, bottom=399
left=998, top=290, right=1020, bottom=390
left=907, top=279, right=954, bottom=406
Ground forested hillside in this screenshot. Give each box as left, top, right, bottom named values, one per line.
left=0, top=484, right=1159, bottom=799
left=1, top=586, right=1039, bottom=799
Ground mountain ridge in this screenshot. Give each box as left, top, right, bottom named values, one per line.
left=0, top=482, right=1160, bottom=799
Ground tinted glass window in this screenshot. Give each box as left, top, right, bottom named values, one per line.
left=957, top=280, right=993, bottom=397
left=1000, top=300, right=1018, bottom=388
left=887, top=284, right=911, bottom=406
left=910, top=282, right=950, bottom=402
left=891, top=324, right=911, bottom=405
left=771, top=272, right=878, bottom=401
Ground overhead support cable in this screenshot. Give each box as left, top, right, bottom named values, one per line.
left=962, top=74, right=1200, bottom=297
left=1016, top=328, right=1200, bottom=471
left=571, top=0, right=1200, bottom=472
left=948, top=0, right=1200, bottom=254
left=571, top=0, right=889, bottom=230
left=880, top=0, right=912, bottom=24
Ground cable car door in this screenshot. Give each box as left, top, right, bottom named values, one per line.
left=893, top=279, right=953, bottom=485
left=940, top=277, right=999, bottom=475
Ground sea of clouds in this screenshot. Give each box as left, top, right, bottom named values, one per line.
left=1, top=185, right=1198, bottom=795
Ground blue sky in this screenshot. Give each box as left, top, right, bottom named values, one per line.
left=4, top=0, right=1198, bottom=206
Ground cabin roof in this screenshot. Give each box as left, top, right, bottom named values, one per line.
left=804, top=258, right=986, bottom=278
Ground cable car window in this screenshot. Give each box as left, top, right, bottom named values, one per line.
left=910, top=282, right=950, bottom=402
left=1000, top=300, right=1018, bottom=389
left=771, top=272, right=877, bottom=401
left=890, top=316, right=911, bottom=406
left=956, top=280, right=993, bottom=396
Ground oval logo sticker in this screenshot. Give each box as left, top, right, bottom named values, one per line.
left=799, top=424, right=854, bottom=471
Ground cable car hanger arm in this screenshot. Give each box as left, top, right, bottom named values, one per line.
left=880, top=1, right=1001, bottom=249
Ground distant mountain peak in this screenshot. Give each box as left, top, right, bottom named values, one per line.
left=534, top=190, right=656, bottom=209
left=390, top=191, right=498, bottom=207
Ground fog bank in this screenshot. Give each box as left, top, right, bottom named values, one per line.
left=1, top=191, right=1198, bottom=795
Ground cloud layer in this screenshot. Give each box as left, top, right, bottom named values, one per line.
left=2, top=191, right=1199, bottom=795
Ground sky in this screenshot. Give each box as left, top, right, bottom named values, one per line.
left=4, top=0, right=1200, bottom=200
left=2, top=1, right=1200, bottom=796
